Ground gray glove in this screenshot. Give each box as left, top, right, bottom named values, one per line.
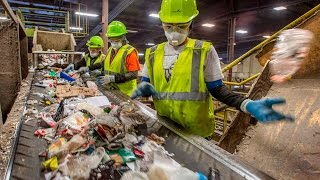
left=78, top=67, right=89, bottom=73
left=96, top=75, right=115, bottom=85
left=90, top=69, right=102, bottom=76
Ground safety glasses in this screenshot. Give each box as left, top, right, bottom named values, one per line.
left=109, top=37, right=123, bottom=43
left=162, top=22, right=191, bottom=32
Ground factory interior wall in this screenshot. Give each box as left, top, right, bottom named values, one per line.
left=0, top=21, right=22, bottom=123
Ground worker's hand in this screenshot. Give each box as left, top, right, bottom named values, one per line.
left=96, top=75, right=115, bottom=85
left=78, top=67, right=89, bottom=73
left=90, top=69, right=102, bottom=77
left=131, top=82, right=157, bottom=99
left=64, top=63, right=74, bottom=72
left=245, top=97, right=294, bottom=122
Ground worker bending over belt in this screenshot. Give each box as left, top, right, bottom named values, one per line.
left=65, top=36, right=105, bottom=74
left=97, top=21, right=140, bottom=96
left=131, top=0, right=293, bottom=137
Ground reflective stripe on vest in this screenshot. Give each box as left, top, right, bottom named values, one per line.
left=153, top=92, right=209, bottom=101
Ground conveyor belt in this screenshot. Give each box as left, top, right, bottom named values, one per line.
left=5, top=71, right=274, bottom=180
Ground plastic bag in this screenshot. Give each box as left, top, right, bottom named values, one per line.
left=48, top=134, right=87, bottom=158
left=96, top=114, right=121, bottom=128
left=48, top=138, right=67, bottom=158
left=121, top=171, right=149, bottom=180
left=269, top=29, right=314, bottom=83
left=63, top=111, right=91, bottom=131
left=148, top=165, right=206, bottom=180
left=75, top=103, right=104, bottom=117
left=58, top=147, right=105, bottom=179
left=42, top=156, right=59, bottom=171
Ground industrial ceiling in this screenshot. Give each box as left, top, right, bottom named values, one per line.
left=6, top=0, right=320, bottom=63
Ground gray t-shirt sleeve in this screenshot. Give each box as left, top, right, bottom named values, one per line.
left=141, top=63, right=149, bottom=78
left=204, top=45, right=224, bottom=82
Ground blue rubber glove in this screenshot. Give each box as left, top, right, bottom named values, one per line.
left=245, top=98, right=294, bottom=122
left=131, top=82, right=157, bottom=99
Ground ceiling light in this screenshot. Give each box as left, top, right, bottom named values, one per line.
left=0, top=16, right=8, bottom=20
left=263, top=35, right=271, bottom=38
left=75, top=12, right=99, bottom=17
left=146, top=43, right=155, bottom=46
left=127, top=30, right=138, bottom=33
left=236, top=30, right=248, bottom=34
left=149, top=13, right=159, bottom=18
left=138, top=53, right=144, bottom=56
left=70, top=27, right=83, bottom=31
left=202, top=23, right=215, bottom=27
left=273, top=6, right=287, bottom=11
left=234, top=43, right=237, bottom=45
left=219, top=58, right=223, bottom=60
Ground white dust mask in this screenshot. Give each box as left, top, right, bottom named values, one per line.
left=111, top=41, right=122, bottom=50
left=165, top=30, right=188, bottom=46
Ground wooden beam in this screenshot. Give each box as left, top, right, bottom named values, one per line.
left=17, top=16, right=27, bottom=37
left=0, top=0, right=26, bottom=36
left=0, top=0, right=18, bottom=23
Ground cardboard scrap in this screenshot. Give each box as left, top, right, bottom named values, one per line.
left=55, top=85, right=96, bottom=98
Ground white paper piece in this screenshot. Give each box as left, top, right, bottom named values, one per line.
left=127, top=162, right=136, bottom=171
left=85, top=96, right=111, bottom=107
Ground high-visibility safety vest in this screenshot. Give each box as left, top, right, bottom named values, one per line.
left=84, top=53, right=106, bottom=67
left=145, top=39, right=214, bottom=137
left=104, top=44, right=138, bottom=96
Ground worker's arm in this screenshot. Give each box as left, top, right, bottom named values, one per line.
left=114, top=50, right=140, bottom=83
left=74, top=57, right=87, bottom=70
left=203, top=46, right=247, bottom=110
left=207, top=81, right=247, bottom=110
left=205, top=46, right=293, bottom=122
left=98, top=50, right=140, bottom=85
left=88, top=61, right=103, bottom=71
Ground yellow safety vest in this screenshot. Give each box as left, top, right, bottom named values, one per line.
left=104, top=44, right=138, bottom=96
left=84, top=53, right=106, bottom=67
left=145, top=39, right=214, bottom=137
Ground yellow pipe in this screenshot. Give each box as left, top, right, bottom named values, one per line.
left=222, top=4, right=320, bottom=73
left=223, top=73, right=261, bottom=86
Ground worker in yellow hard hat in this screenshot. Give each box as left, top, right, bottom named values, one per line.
left=97, top=21, right=140, bottom=96
left=65, top=36, right=105, bottom=73
left=132, top=0, right=294, bottom=137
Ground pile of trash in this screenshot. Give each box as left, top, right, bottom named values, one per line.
left=27, top=68, right=206, bottom=180
left=39, top=49, right=68, bottom=67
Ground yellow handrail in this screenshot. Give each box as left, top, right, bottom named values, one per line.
left=222, top=4, right=320, bottom=73
left=223, top=73, right=261, bottom=86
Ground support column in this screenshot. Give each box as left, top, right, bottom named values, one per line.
left=227, top=17, right=236, bottom=82
left=102, top=0, right=108, bottom=54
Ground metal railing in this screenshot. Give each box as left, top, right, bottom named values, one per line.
left=222, top=4, right=320, bottom=73
left=223, top=73, right=261, bottom=86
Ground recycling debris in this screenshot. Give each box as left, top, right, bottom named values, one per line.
left=23, top=67, right=207, bottom=180
left=38, top=50, right=68, bottom=68
left=269, top=29, right=314, bottom=83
